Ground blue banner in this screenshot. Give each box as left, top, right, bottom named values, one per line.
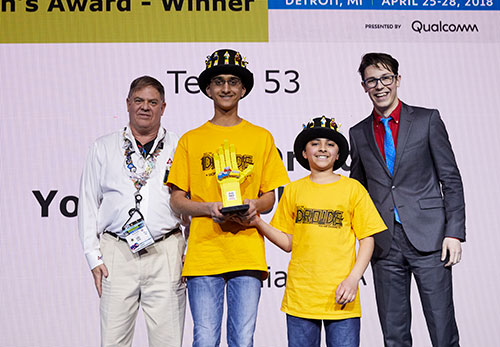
left=268, top=0, right=500, bottom=10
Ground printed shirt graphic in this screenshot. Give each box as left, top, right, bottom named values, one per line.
left=271, top=175, right=386, bottom=319
left=167, top=120, right=290, bottom=277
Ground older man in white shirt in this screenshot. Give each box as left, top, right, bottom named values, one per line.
left=78, top=76, right=185, bottom=347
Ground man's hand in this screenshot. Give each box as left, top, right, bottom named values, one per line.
left=335, top=274, right=358, bottom=305
left=91, top=264, right=109, bottom=297
left=441, top=237, right=462, bottom=267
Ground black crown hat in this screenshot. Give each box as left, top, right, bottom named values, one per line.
left=294, top=116, right=349, bottom=171
left=198, top=49, right=254, bottom=98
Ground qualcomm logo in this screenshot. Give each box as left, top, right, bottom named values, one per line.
left=412, top=20, right=479, bottom=34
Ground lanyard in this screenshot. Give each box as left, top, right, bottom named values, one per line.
left=122, top=193, right=146, bottom=231
left=123, top=128, right=165, bottom=210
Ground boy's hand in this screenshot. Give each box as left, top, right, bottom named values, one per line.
left=239, top=199, right=259, bottom=221
left=209, top=201, right=226, bottom=223
left=229, top=199, right=259, bottom=226
left=335, top=274, right=359, bottom=305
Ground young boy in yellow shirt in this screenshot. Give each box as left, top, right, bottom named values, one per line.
left=249, top=116, right=386, bottom=347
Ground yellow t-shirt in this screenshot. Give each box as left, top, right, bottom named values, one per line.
left=168, top=119, right=290, bottom=277
left=271, top=175, right=386, bottom=319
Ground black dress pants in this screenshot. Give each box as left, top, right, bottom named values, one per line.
left=371, top=222, right=459, bottom=347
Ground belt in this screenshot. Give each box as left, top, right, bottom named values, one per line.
left=104, top=228, right=181, bottom=242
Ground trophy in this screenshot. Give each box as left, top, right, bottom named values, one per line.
left=214, top=140, right=253, bottom=214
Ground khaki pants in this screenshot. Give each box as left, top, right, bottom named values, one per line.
left=100, top=231, right=186, bottom=347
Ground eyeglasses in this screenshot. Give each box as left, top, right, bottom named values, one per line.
left=210, top=77, right=242, bottom=87
left=363, top=74, right=398, bottom=89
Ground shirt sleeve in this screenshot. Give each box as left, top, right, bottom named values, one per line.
left=428, top=110, right=466, bottom=241
left=78, top=142, right=104, bottom=270
left=270, top=184, right=295, bottom=235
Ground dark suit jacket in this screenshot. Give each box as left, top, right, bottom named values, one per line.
left=349, top=102, right=466, bottom=258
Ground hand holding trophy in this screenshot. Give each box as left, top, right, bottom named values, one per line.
left=214, top=140, right=253, bottom=214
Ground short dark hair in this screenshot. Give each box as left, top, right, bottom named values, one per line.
left=358, top=53, right=399, bottom=80
left=128, top=76, right=165, bottom=101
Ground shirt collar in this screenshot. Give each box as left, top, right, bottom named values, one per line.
left=124, top=126, right=165, bottom=152
left=372, top=99, right=402, bottom=125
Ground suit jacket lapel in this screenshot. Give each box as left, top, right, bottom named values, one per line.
left=362, top=115, right=392, bottom=176
left=394, top=103, right=414, bottom=176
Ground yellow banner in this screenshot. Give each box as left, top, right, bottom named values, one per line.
left=0, top=0, right=268, bottom=43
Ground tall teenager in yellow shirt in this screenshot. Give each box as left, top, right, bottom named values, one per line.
left=167, top=49, right=289, bottom=347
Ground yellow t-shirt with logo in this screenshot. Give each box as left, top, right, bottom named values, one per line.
left=271, top=175, right=386, bottom=319
left=168, top=119, right=290, bottom=277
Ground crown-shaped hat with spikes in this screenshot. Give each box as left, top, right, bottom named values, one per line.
left=294, top=116, right=349, bottom=171
left=198, top=49, right=254, bottom=98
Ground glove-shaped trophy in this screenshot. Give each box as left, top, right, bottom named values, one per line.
left=214, top=140, right=253, bottom=214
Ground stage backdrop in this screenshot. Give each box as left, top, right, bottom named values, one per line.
left=1, top=2, right=500, bottom=346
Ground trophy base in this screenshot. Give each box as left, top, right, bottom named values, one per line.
left=221, top=204, right=249, bottom=215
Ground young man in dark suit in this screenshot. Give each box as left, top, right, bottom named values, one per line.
left=349, top=52, right=465, bottom=347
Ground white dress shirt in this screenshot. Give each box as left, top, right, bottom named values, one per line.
left=78, top=126, right=181, bottom=270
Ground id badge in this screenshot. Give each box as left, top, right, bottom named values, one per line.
left=123, top=218, right=154, bottom=253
